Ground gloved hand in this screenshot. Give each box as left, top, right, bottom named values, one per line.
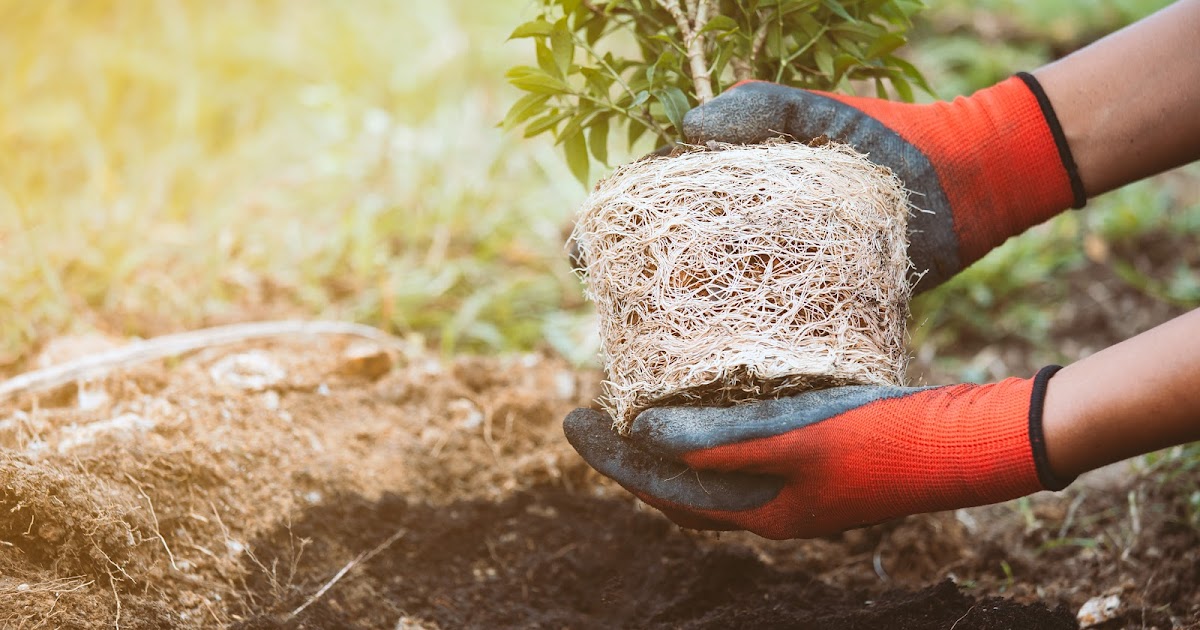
left=564, top=367, right=1073, bottom=540
left=682, top=74, right=1087, bottom=289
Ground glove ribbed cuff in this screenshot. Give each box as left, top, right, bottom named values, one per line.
left=1014, top=73, right=1086, bottom=210
left=1028, top=364, right=1074, bottom=491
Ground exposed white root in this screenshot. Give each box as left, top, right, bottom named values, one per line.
left=572, top=141, right=912, bottom=429
left=0, top=320, right=406, bottom=403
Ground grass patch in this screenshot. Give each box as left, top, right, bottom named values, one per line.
left=0, top=0, right=1192, bottom=374
left=911, top=167, right=1200, bottom=381
left=0, top=0, right=593, bottom=365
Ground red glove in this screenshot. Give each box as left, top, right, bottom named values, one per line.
left=682, top=74, right=1086, bottom=288
left=564, top=366, right=1073, bottom=540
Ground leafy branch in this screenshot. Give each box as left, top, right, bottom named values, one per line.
left=503, top=0, right=930, bottom=185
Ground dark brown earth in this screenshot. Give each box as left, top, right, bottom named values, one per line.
left=2, top=278, right=1199, bottom=628
left=232, top=487, right=1078, bottom=629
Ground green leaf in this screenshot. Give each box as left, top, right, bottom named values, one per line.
left=627, top=74, right=650, bottom=95
left=581, top=67, right=614, bottom=96
left=890, top=73, right=913, bottom=101
left=508, top=20, right=554, bottom=39
left=874, top=78, right=888, bottom=99
left=832, top=53, right=857, bottom=80
left=832, top=20, right=885, bottom=39
left=557, top=110, right=593, bottom=144
left=796, top=14, right=823, bottom=38
left=711, top=42, right=736, bottom=88
left=501, top=93, right=552, bottom=130
left=564, top=130, right=590, bottom=186
left=700, top=15, right=739, bottom=34
left=649, top=50, right=679, bottom=87
left=568, top=0, right=590, bottom=29
left=551, top=22, right=575, bottom=75
left=627, top=120, right=649, bottom=150
left=821, top=0, right=855, bottom=22
left=524, top=110, right=569, bottom=138
left=659, top=49, right=682, bottom=74
left=585, top=17, right=605, bottom=45
left=885, top=54, right=933, bottom=95
left=536, top=40, right=561, bottom=78
left=890, top=0, right=924, bottom=18
left=814, top=46, right=834, bottom=78
left=653, top=87, right=690, bottom=137
left=866, top=32, right=905, bottom=58
left=767, top=23, right=784, bottom=60
left=632, top=90, right=650, bottom=107
left=886, top=54, right=921, bottom=78
left=605, top=53, right=635, bottom=73
left=778, top=0, right=821, bottom=16
left=588, top=115, right=610, bottom=164
left=650, top=33, right=677, bottom=46
left=508, top=68, right=569, bottom=95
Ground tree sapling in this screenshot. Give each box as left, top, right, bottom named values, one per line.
left=506, top=0, right=928, bottom=429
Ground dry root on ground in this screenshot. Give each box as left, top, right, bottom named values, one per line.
left=0, top=333, right=598, bottom=628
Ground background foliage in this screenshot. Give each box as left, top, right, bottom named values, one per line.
left=0, top=0, right=1192, bottom=384
left=504, top=0, right=929, bottom=183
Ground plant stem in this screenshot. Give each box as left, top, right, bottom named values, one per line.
left=750, top=17, right=770, bottom=70
left=655, top=0, right=714, bottom=103
left=570, top=87, right=661, bottom=139
left=731, top=16, right=769, bottom=83
left=776, top=23, right=828, bottom=83
left=570, top=32, right=666, bottom=138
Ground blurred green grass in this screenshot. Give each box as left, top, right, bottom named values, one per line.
left=0, top=0, right=593, bottom=366
left=0, top=0, right=1195, bottom=377
left=908, top=0, right=1200, bottom=382
left=912, top=0, right=1175, bottom=99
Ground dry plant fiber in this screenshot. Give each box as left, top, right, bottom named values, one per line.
left=572, top=141, right=912, bottom=431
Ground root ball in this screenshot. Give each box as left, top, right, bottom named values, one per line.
left=571, top=141, right=912, bottom=430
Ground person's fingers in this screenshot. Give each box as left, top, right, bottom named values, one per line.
left=682, top=82, right=790, bottom=145
left=629, top=386, right=917, bottom=461
left=635, top=491, right=742, bottom=532
left=563, top=408, right=782, bottom=512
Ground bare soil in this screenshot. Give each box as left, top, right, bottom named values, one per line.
left=1, top=330, right=1197, bottom=628
left=230, top=487, right=1077, bottom=629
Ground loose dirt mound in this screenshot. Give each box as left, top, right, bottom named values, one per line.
left=0, top=335, right=593, bottom=628
left=1, top=333, right=1196, bottom=628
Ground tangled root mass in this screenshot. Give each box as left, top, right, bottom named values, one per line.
left=572, top=142, right=912, bottom=430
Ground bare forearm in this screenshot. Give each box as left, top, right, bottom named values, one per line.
left=1034, top=0, right=1200, bottom=197
left=1043, top=309, right=1200, bottom=479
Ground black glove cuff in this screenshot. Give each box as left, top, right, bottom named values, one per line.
left=1015, top=72, right=1087, bottom=210
left=1028, top=364, right=1074, bottom=491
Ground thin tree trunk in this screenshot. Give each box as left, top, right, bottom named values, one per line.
left=655, top=0, right=714, bottom=103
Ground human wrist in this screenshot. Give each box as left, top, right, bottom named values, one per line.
left=1026, top=365, right=1076, bottom=489
left=1040, top=310, right=1200, bottom=483
left=941, top=75, right=1082, bottom=263
left=1032, top=1, right=1200, bottom=197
